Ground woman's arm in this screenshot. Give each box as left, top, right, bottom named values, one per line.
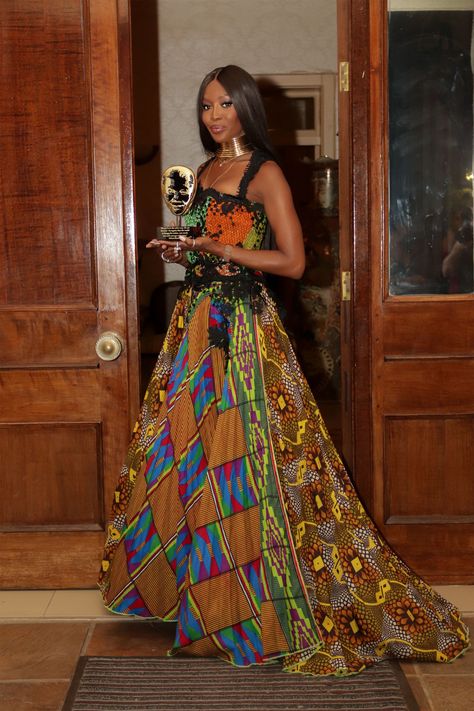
left=441, top=241, right=468, bottom=279
left=176, top=161, right=306, bottom=279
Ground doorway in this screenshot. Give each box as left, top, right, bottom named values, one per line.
left=130, top=0, right=345, bottom=451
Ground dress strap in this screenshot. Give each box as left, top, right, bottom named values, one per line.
left=237, top=149, right=272, bottom=200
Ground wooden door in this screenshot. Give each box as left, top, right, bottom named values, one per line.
left=0, top=0, right=139, bottom=588
left=339, top=0, right=474, bottom=583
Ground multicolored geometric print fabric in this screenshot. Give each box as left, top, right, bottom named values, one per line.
left=99, top=152, right=469, bottom=675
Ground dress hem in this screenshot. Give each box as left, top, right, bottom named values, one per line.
left=98, top=584, right=470, bottom=678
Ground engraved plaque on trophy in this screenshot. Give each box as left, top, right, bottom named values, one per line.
left=157, top=165, right=201, bottom=240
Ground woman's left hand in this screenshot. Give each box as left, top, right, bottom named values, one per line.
left=146, top=239, right=187, bottom=265
left=146, top=235, right=217, bottom=264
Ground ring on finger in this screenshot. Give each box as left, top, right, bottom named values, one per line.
left=161, top=252, right=172, bottom=263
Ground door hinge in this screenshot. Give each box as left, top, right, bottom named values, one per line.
left=339, top=61, right=350, bottom=92
left=341, top=271, right=351, bottom=301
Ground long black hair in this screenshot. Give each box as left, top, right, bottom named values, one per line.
left=196, top=65, right=277, bottom=160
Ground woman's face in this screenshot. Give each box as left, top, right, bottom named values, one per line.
left=201, top=79, right=243, bottom=144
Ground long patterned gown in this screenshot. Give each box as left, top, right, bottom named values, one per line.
left=98, top=150, right=470, bottom=676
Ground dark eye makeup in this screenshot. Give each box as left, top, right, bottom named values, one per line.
left=201, top=100, right=233, bottom=111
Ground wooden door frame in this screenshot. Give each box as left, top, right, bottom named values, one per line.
left=368, top=0, right=388, bottom=531
left=337, top=0, right=374, bottom=508
left=118, top=0, right=141, bottom=429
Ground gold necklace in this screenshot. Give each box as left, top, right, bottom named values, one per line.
left=207, top=157, right=239, bottom=190
left=215, top=135, right=251, bottom=166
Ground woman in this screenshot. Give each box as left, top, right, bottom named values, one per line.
left=99, top=65, right=469, bottom=676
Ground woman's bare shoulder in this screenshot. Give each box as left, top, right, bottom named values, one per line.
left=197, top=158, right=212, bottom=177
left=257, top=159, right=283, bottom=179
left=250, top=159, right=289, bottom=200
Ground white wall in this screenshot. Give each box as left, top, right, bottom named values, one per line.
left=158, top=0, right=337, bottom=173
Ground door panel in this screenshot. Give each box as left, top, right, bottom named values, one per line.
left=384, top=416, right=474, bottom=524
left=383, top=361, right=474, bottom=413
left=1, top=424, right=102, bottom=529
left=0, top=0, right=138, bottom=587
left=0, top=310, right=98, bottom=366
left=383, top=302, right=474, bottom=355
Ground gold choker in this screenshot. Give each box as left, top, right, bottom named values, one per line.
left=215, top=135, right=251, bottom=163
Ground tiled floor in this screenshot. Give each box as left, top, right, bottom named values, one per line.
left=0, top=587, right=472, bottom=711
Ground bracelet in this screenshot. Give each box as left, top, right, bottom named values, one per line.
left=223, top=244, right=233, bottom=262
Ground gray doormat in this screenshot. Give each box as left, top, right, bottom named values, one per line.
left=62, top=656, right=419, bottom=711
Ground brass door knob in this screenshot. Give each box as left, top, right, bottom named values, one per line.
left=95, top=332, right=123, bottom=361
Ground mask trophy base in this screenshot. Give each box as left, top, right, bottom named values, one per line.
left=157, top=223, right=201, bottom=241
left=157, top=165, right=200, bottom=240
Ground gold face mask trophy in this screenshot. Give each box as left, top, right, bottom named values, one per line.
left=157, top=165, right=201, bottom=240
